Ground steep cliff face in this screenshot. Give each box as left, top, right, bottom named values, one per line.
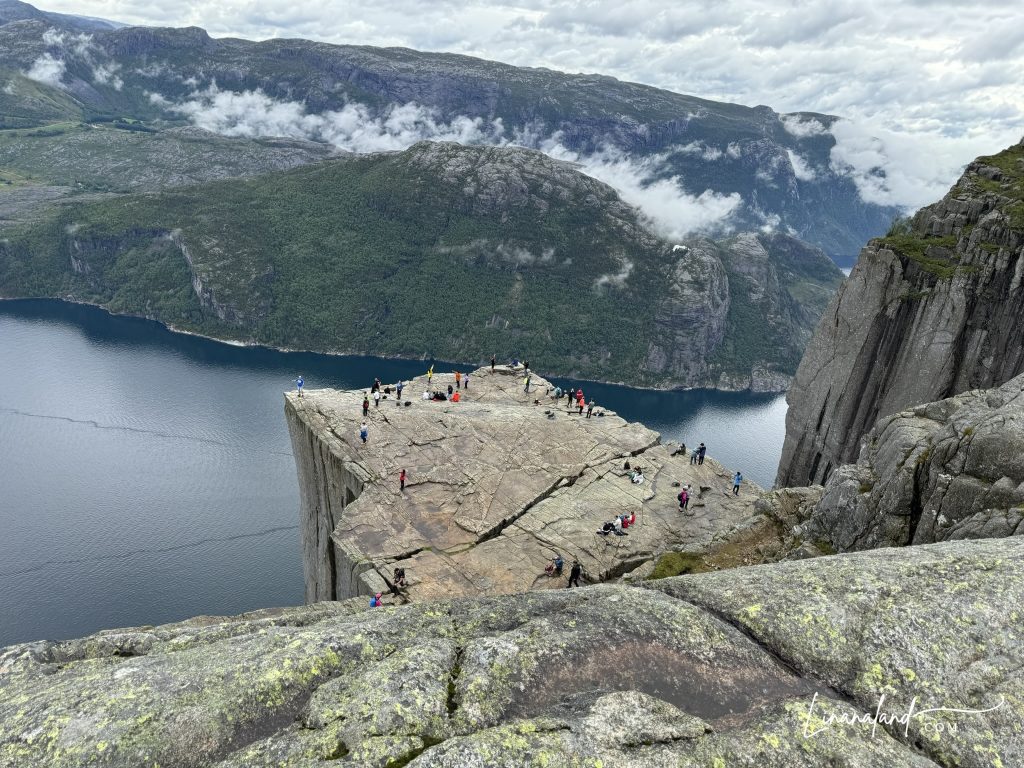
left=777, top=139, right=1024, bottom=487
left=2, top=538, right=1020, bottom=768
left=800, top=373, right=1024, bottom=551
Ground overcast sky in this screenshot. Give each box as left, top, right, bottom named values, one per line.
left=41, top=0, right=1024, bottom=204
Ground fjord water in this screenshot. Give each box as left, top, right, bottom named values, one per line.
left=0, top=300, right=786, bottom=646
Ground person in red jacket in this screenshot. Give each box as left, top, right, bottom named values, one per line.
left=400, top=468, right=407, bottom=491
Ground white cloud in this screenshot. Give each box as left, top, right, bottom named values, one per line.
left=781, top=115, right=829, bottom=138
left=92, top=62, right=123, bottom=90
left=168, top=85, right=504, bottom=151
left=33, top=27, right=124, bottom=90
left=675, top=141, right=724, bottom=161
left=593, top=258, right=634, bottom=290
left=786, top=149, right=817, bottom=181
left=535, top=139, right=741, bottom=240
left=828, top=119, right=1020, bottom=210
left=25, top=54, right=66, bottom=88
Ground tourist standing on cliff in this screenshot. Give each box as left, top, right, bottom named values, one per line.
left=733, top=471, right=742, bottom=495
left=698, top=443, right=707, bottom=465
left=491, top=354, right=496, bottom=372
left=463, top=371, right=469, bottom=389
left=400, top=468, right=407, bottom=491
left=373, top=389, right=381, bottom=408
left=690, top=447, right=698, bottom=465
left=396, top=379, right=404, bottom=401
left=586, top=399, right=595, bottom=418
left=524, top=374, right=531, bottom=393
left=362, top=394, right=370, bottom=416
left=359, top=422, right=369, bottom=444
left=427, top=365, right=434, bottom=385
left=568, top=560, right=582, bottom=588
left=295, top=375, right=304, bottom=398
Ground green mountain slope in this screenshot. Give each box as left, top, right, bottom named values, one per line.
left=0, top=141, right=843, bottom=388
left=0, top=7, right=897, bottom=257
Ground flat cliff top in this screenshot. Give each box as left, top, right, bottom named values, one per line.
left=1, top=538, right=1019, bottom=767
left=285, top=366, right=759, bottom=601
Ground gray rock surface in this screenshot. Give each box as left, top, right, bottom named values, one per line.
left=3, top=538, right=1019, bottom=767
left=286, top=365, right=761, bottom=603
left=777, top=139, right=1024, bottom=487
left=802, top=372, right=1024, bottom=550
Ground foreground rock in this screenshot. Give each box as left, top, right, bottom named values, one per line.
left=1, top=538, right=1019, bottom=767
left=777, top=139, right=1024, bottom=487
left=286, top=366, right=759, bottom=603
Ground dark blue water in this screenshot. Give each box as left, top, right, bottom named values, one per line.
left=0, top=299, right=786, bottom=646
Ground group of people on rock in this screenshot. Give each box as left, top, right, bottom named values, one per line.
left=544, top=554, right=584, bottom=588
left=598, top=511, right=637, bottom=537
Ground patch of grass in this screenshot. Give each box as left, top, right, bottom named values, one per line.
left=813, top=539, right=837, bottom=556
left=649, top=552, right=710, bottom=580
left=877, top=233, right=960, bottom=278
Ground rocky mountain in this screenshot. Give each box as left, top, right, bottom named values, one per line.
left=0, top=0, right=120, bottom=32
left=777, top=139, right=1024, bottom=487
left=0, top=140, right=843, bottom=389
left=1, top=537, right=1020, bottom=768
left=0, top=3, right=897, bottom=257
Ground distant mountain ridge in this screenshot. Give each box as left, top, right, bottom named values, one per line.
left=0, top=0, right=121, bottom=31
left=0, top=2, right=897, bottom=257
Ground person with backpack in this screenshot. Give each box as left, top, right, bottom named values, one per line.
left=295, top=375, right=304, bottom=397
left=678, top=487, right=689, bottom=510
left=362, top=394, right=370, bottom=416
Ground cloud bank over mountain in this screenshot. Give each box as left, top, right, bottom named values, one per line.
left=37, top=0, right=1024, bottom=211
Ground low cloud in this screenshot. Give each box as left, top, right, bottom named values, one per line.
left=593, top=258, right=634, bottom=290
left=168, top=85, right=504, bottom=151
left=25, top=53, right=66, bottom=88
left=781, top=115, right=829, bottom=138
left=786, top=149, right=817, bottom=181
left=25, top=28, right=124, bottom=90
left=827, top=119, right=1012, bottom=210
left=675, top=141, right=724, bottom=161
left=536, top=139, right=741, bottom=240
left=438, top=239, right=557, bottom=267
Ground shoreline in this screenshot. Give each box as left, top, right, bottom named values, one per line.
left=0, top=295, right=791, bottom=395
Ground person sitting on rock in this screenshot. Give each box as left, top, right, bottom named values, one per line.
left=369, top=592, right=384, bottom=608
left=612, top=516, right=626, bottom=535
left=544, top=554, right=564, bottom=577
left=599, top=521, right=616, bottom=536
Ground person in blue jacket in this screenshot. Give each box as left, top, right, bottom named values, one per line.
left=295, top=375, right=304, bottom=397
left=733, top=471, right=743, bottom=495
